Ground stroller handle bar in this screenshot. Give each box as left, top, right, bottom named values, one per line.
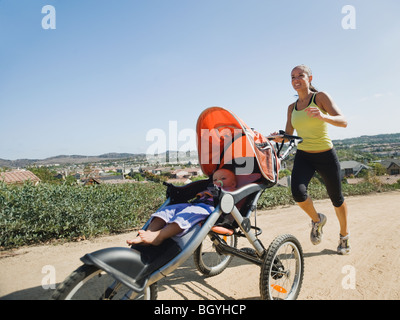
left=259, top=130, right=303, bottom=162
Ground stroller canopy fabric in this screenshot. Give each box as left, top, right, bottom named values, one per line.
left=196, top=107, right=280, bottom=184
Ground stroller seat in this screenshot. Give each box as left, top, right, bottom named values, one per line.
left=70, top=106, right=304, bottom=300
left=115, top=106, right=280, bottom=291
left=122, top=106, right=280, bottom=290
left=211, top=172, right=263, bottom=232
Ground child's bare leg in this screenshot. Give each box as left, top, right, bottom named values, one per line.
left=137, top=222, right=183, bottom=246
left=146, top=217, right=167, bottom=231
left=127, top=217, right=166, bottom=245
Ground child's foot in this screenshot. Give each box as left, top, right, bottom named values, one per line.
left=137, top=229, right=163, bottom=246
left=126, top=234, right=144, bottom=245
left=127, top=230, right=163, bottom=246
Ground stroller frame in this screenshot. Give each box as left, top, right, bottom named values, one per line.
left=51, top=108, right=304, bottom=300
left=76, top=178, right=268, bottom=295
left=150, top=178, right=270, bottom=281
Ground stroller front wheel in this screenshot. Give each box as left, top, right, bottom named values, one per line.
left=50, top=264, right=158, bottom=300
left=259, top=234, right=304, bottom=300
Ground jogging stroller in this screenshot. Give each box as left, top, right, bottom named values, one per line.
left=51, top=106, right=304, bottom=300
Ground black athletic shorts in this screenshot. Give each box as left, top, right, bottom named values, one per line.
left=291, top=148, right=344, bottom=207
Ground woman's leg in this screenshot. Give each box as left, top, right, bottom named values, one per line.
left=292, top=150, right=328, bottom=245
left=315, top=149, right=349, bottom=236
left=334, top=201, right=349, bottom=237
left=291, top=151, right=320, bottom=222
left=296, top=196, right=320, bottom=222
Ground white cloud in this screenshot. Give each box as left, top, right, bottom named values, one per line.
left=359, top=92, right=393, bottom=102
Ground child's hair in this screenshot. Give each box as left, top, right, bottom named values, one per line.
left=219, top=164, right=235, bottom=173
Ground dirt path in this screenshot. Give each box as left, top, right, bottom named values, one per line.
left=1, top=191, right=399, bottom=300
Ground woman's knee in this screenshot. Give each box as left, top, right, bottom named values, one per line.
left=291, top=184, right=308, bottom=203
left=331, top=195, right=345, bottom=208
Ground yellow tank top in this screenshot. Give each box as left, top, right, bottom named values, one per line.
left=291, top=93, right=333, bottom=152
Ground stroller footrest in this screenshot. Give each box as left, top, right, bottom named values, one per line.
left=211, top=225, right=234, bottom=236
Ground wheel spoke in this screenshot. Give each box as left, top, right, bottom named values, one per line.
left=260, top=234, right=304, bottom=300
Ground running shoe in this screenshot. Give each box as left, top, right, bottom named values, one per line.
left=310, top=213, right=327, bottom=245
left=337, top=233, right=351, bottom=255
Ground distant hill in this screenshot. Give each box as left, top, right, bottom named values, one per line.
left=0, top=153, right=147, bottom=168
left=0, top=151, right=199, bottom=168
left=1, top=133, right=399, bottom=168
left=333, top=133, right=400, bottom=145
left=0, top=158, right=39, bottom=169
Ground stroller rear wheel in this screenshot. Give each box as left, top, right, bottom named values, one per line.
left=194, top=233, right=238, bottom=276
left=260, top=234, right=304, bottom=300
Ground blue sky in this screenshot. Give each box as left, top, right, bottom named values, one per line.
left=1, top=0, right=399, bottom=160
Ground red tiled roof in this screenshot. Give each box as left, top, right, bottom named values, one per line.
left=0, top=170, right=41, bottom=184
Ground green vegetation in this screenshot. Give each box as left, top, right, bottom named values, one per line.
left=257, top=179, right=399, bottom=210
left=0, top=182, right=165, bottom=249
left=1, top=176, right=399, bottom=250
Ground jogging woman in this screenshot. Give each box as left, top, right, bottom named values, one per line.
left=274, top=64, right=350, bottom=254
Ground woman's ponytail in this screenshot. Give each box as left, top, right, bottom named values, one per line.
left=309, top=83, right=318, bottom=92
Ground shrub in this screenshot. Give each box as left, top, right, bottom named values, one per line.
left=0, top=182, right=166, bottom=249
left=258, top=179, right=399, bottom=210
left=1, top=177, right=398, bottom=249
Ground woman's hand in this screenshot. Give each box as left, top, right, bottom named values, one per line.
left=267, top=131, right=285, bottom=142
left=305, top=106, right=325, bottom=120
left=305, top=103, right=347, bottom=128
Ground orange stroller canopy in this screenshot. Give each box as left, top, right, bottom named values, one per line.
left=196, top=107, right=280, bottom=184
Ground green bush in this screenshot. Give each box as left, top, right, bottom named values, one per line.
left=257, top=187, right=295, bottom=209
left=257, top=179, right=399, bottom=210
left=0, top=182, right=165, bottom=249
left=1, top=178, right=398, bottom=249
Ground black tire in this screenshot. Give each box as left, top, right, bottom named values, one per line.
left=194, top=233, right=237, bottom=276
left=259, top=234, right=304, bottom=300
left=50, top=264, right=158, bottom=300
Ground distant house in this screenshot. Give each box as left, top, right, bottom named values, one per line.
left=141, top=166, right=167, bottom=175
left=171, top=168, right=203, bottom=179
left=0, top=170, right=41, bottom=185
left=151, top=168, right=166, bottom=175
left=173, top=169, right=189, bottom=179
left=381, top=160, right=400, bottom=175
left=167, top=168, right=203, bottom=185
left=277, top=175, right=290, bottom=187
left=82, top=175, right=126, bottom=185
left=186, top=168, right=203, bottom=177
left=340, top=161, right=370, bottom=178
left=83, top=177, right=102, bottom=185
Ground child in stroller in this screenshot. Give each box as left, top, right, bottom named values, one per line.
left=51, top=106, right=305, bottom=300
left=127, top=168, right=237, bottom=246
